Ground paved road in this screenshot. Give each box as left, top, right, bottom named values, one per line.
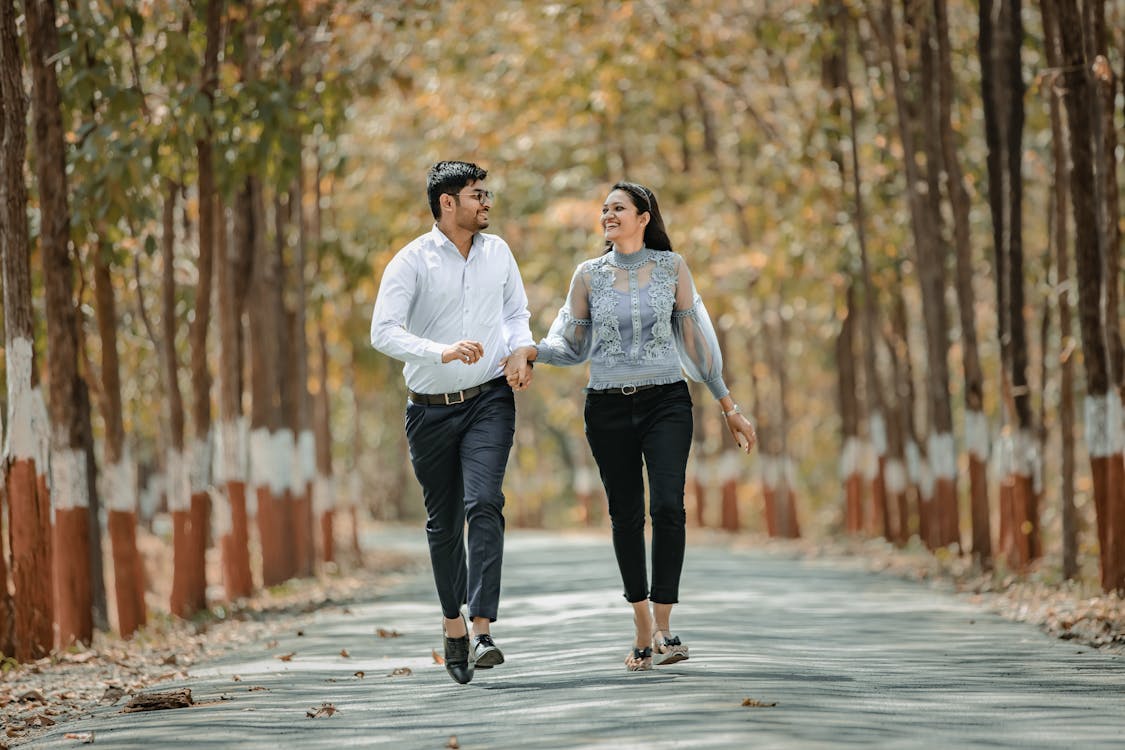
left=26, top=529, right=1125, bottom=749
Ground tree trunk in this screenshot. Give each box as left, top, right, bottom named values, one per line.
left=312, top=152, right=336, bottom=563
left=25, top=0, right=93, bottom=648
left=936, top=0, right=990, bottom=568
left=881, top=0, right=957, bottom=553
left=1053, top=0, right=1120, bottom=592
left=184, top=0, right=223, bottom=615
left=836, top=283, right=863, bottom=534
left=218, top=187, right=252, bottom=600
left=1084, top=0, right=1125, bottom=594
left=1, top=0, right=53, bottom=657
left=1040, top=0, right=1079, bottom=581
left=91, top=244, right=145, bottom=636
left=158, top=183, right=196, bottom=618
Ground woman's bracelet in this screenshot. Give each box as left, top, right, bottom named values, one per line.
left=721, top=404, right=742, bottom=419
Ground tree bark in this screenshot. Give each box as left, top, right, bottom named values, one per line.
left=218, top=185, right=252, bottom=599
left=1053, top=0, right=1119, bottom=592
left=25, top=0, right=93, bottom=648
left=1, top=0, right=53, bottom=659
left=312, top=151, right=336, bottom=563
left=935, top=0, right=990, bottom=568
left=1040, top=1, right=1079, bottom=581
left=881, top=0, right=956, bottom=551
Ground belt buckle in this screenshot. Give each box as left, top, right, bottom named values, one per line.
left=445, top=390, right=466, bottom=405
left=621, top=384, right=637, bottom=396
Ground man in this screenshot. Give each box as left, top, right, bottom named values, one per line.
left=370, top=161, right=534, bottom=685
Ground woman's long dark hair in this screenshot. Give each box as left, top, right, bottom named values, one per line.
left=603, top=181, right=674, bottom=254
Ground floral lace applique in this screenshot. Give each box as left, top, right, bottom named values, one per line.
left=587, top=259, right=624, bottom=365
left=643, top=253, right=678, bottom=360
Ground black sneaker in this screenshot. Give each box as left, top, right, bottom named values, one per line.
left=472, top=633, right=505, bottom=669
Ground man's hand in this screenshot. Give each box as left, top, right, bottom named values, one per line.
left=501, top=349, right=534, bottom=391
left=441, top=340, right=484, bottom=365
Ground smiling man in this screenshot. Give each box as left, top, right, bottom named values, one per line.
left=370, top=161, right=535, bottom=684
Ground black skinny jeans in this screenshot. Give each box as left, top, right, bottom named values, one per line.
left=584, top=380, right=693, bottom=604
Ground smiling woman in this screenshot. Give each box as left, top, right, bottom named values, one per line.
left=504, top=181, right=757, bottom=672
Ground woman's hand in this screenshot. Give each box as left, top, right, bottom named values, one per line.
left=725, top=411, right=757, bottom=454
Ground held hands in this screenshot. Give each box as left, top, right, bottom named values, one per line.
left=441, top=340, right=484, bottom=365
left=499, top=348, right=534, bottom=392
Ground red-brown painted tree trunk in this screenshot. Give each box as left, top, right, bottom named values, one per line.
left=26, top=0, right=93, bottom=648
left=1040, top=1, right=1079, bottom=581
left=936, top=0, right=990, bottom=568
left=93, top=244, right=145, bottom=636
left=1052, top=0, right=1120, bottom=591
left=2, top=0, right=52, bottom=660
left=218, top=183, right=253, bottom=600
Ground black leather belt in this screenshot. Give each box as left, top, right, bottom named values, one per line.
left=408, top=376, right=507, bottom=406
left=586, top=383, right=660, bottom=396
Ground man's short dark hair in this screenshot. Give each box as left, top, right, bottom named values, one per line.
left=427, top=161, right=488, bottom=220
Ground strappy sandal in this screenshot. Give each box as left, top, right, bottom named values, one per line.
left=652, top=631, right=689, bottom=666
left=625, top=646, right=653, bottom=672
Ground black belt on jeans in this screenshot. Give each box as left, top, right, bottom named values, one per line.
left=408, top=376, right=507, bottom=406
left=586, top=383, right=661, bottom=396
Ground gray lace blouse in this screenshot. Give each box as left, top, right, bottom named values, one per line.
left=535, top=246, right=730, bottom=400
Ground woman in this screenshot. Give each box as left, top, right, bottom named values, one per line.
left=505, top=182, right=757, bottom=671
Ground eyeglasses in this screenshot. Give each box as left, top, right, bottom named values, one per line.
left=448, top=190, right=494, bottom=204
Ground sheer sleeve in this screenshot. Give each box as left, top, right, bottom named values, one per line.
left=535, top=265, right=593, bottom=366
left=672, top=257, right=730, bottom=400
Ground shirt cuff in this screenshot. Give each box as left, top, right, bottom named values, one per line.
left=706, top=377, right=730, bottom=401
left=425, top=342, right=445, bottom=364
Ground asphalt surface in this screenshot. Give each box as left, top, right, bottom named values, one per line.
left=24, top=528, right=1125, bottom=749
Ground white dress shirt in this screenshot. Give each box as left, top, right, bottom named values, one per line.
left=370, top=225, right=534, bottom=395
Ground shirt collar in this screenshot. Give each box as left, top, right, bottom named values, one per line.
left=431, top=224, right=482, bottom=259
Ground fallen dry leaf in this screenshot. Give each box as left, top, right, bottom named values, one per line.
left=64, top=651, right=98, bottom=665
left=18, top=689, right=47, bottom=704
left=306, top=703, right=338, bottom=719
left=339, top=649, right=350, bottom=658
left=354, top=671, right=365, bottom=679
left=741, top=698, right=777, bottom=708
left=376, top=628, right=402, bottom=638
left=232, top=675, right=242, bottom=682
left=389, top=667, right=413, bottom=677
left=31, top=714, right=56, bottom=727
left=65, top=732, right=95, bottom=744
left=447, top=735, right=460, bottom=748
left=161, top=655, right=178, bottom=666
left=431, top=649, right=445, bottom=665
left=248, top=686, right=269, bottom=692
left=276, top=652, right=296, bottom=662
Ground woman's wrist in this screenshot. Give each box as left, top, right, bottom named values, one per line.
left=721, top=404, right=741, bottom=419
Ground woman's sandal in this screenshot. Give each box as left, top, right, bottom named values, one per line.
left=652, top=631, right=689, bottom=666
left=625, top=646, right=653, bottom=672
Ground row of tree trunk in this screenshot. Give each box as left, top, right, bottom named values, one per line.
left=0, top=0, right=350, bottom=661
left=825, top=0, right=1124, bottom=591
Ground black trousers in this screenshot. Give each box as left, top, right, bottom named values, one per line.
left=405, top=383, right=515, bottom=622
left=584, top=381, right=693, bottom=604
